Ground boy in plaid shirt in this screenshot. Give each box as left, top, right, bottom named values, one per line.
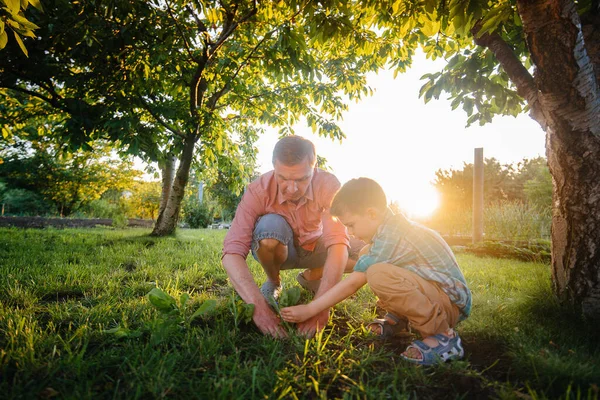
left=281, top=178, right=471, bottom=365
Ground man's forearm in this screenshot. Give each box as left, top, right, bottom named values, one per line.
left=222, top=254, right=267, bottom=306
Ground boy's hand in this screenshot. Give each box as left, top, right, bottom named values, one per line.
left=280, top=304, right=313, bottom=323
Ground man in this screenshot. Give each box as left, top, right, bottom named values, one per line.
left=222, top=136, right=362, bottom=338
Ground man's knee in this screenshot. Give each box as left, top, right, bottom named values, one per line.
left=358, top=244, right=371, bottom=258
left=257, top=238, right=285, bottom=253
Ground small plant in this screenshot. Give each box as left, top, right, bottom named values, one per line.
left=229, top=294, right=255, bottom=328
left=147, top=287, right=217, bottom=323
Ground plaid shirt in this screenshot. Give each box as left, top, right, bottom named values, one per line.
left=354, top=210, right=471, bottom=320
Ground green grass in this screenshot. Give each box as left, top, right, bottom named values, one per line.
left=1, top=228, right=598, bottom=399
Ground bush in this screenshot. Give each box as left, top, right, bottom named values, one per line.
left=424, top=201, right=551, bottom=241
left=82, top=199, right=119, bottom=218
left=81, top=198, right=129, bottom=228
left=183, top=200, right=212, bottom=229
left=1, top=188, right=54, bottom=216
left=464, top=240, right=551, bottom=263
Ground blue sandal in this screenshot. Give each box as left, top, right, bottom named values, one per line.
left=367, top=313, right=411, bottom=338
left=401, top=333, right=464, bottom=365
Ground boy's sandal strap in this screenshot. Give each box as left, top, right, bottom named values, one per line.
left=367, top=316, right=411, bottom=339
left=384, top=312, right=402, bottom=324
left=401, top=334, right=464, bottom=366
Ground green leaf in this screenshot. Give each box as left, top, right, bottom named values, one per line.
left=240, top=303, right=254, bottom=324
left=0, top=31, right=7, bottom=49
left=278, top=286, right=301, bottom=308
left=12, top=13, right=40, bottom=30
left=147, top=287, right=177, bottom=312
left=179, top=293, right=190, bottom=309
left=5, top=0, right=20, bottom=14
left=13, top=31, right=27, bottom=57
left=189, top=299, right=217, bottom=321
left=102, top=326, right=141, bottom=339
left=28, top=0, right=42, bottom=11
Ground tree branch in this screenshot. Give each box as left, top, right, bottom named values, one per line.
left=209, top=0, right=257, bottom=59
left=137, top=95, right=186, bottom=139
left=472, top=22, right=547, bottom=129
left=207, top=30, right=272, bottom=110
left=165, top=0, right=200, bottom=63
left=4, top=86, right=71, bottom=115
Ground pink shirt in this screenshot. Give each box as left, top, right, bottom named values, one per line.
left=223, top=168, right=349, bottom=257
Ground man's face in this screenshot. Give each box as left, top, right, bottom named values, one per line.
left=337, top=210, right=381, bottom=243
left=274, top=158, right=314, bottom=202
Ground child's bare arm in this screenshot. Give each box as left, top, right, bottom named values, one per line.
left=281, top=272, right=367, bottom=323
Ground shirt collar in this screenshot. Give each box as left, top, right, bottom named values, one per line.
left=376, top=207, right=398, bottom=235
left=276, top=168, right=316, bottom=206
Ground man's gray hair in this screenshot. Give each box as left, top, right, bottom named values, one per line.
left=272, top=135, right=316, bottom=167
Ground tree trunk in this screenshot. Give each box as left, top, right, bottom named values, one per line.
left=155, top=153, right=177, bottom=226
left=517, top=0, right=600, bottom=318
left=151, top=135, right=196, bottom=236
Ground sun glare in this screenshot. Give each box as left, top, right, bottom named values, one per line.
left=391, top=184, right=440, bottom=218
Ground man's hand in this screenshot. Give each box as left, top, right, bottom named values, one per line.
left=252, top=302, right=287, bottom=338
left=296, top=309, right=329, bottom=337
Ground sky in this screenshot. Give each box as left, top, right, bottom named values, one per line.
left=254, top=53, right=546, bottom=217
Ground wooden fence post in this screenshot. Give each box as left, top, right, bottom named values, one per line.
left=473, top=148, right=484, bottom=243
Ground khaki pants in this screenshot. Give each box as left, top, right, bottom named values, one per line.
left=365, top=263, right=460, bottom=338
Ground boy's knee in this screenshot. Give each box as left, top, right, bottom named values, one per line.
left=366, top=263, right=396, bottom=290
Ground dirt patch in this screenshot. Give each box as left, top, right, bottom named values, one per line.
left=0, top=216, right=154, bottom=229
left=40, top=290, right=85, bottom=302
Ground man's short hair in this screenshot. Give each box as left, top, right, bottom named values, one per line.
left=272, top=135, right=316, bottom=167
left=330, top=177, right=387, bottom=216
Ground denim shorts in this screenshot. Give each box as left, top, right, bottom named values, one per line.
left=250, top=213, right=363, bottom=270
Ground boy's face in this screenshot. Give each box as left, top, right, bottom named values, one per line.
left=337, top=209, right=382, bottom=243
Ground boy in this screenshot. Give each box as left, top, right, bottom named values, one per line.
left=281, top=178, right=472, bottom=365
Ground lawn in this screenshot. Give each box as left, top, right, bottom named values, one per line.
left=1, top=227, right=598, bottom=399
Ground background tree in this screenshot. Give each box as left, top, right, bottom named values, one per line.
left=122, top=181, right=163, bottom=221
left=433, top=156, right=552, bottom=213
left=0, top=0, right=384, bottom=236
left=0, top=134, right=140, bottom=216
left=366, top=0, right=600, bottom=318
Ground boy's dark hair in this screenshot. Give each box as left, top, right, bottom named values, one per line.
left=272, top=135, right=316, bottom=167
left=330, top=177, right=387, bottom=216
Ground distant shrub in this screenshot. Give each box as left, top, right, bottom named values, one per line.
left=183, top=200, right=212, bottom=229
left=81, top=198, right=128, bottom=228
left=1, top=189, right=54, bottom=216
left=82, top=199, right=119, bottom=218
left=424, top=201, right=551, bottom=241
left=464, top=240, right=551, bottom=263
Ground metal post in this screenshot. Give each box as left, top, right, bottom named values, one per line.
left=197, top=181, right=204, bottom=204
left=473, top=148, right=484, bottom=244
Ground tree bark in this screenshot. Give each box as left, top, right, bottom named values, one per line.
left=155, top=153, right=177, bottom=227
left=516, top=0, right=600, bottom=318
left=151, top=135, right=196, bottom=236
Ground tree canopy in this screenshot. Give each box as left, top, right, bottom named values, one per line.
left=2, top=0, right=600, bottom=316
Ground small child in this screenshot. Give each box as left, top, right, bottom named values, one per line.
left=281, top=178, right=472, bottom=365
